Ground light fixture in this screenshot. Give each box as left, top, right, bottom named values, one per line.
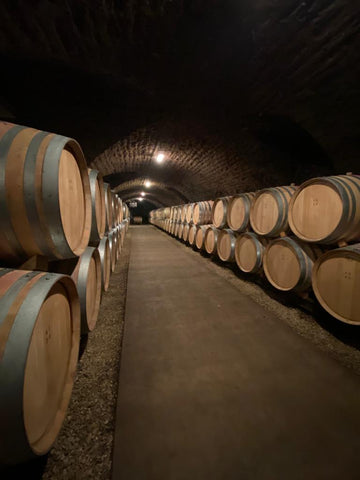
left=141, top=192, right=145, bottom=197
left=144, top=180, right=151, bottom=188
left=156, top=153, right=165, bottom=163
left=138, top=197, right=143, bottom=202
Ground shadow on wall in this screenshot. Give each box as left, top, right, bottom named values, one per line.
left=249, top=114, right=335, bottom=184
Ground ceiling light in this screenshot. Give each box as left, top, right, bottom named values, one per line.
left=144, top=180, right=151, bottom=188
left=156, top=153, right=165, bottom=163
left=139, top=198, right=143, bottom=202
left=141, top=192, right=145, bottom=197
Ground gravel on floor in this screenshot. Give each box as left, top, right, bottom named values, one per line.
left=1, top=231, right=131, bottom=480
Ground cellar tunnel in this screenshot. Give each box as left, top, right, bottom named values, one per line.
left=1, top=0, right=360, bottom=479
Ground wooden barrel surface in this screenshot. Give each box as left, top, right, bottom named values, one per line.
left=204, top=226, right=220, bottom=255
left=289, top=175, right=360, bottom=244
left=107, top=230, right=117, bottom=272
left=182, top=223, right=190, bottom=242
left=217, top=229, right=237, bottom=262
left=174, top=222, right=180, bottom=237
left=312, top=244, right=360, bottom=324
left=103, top=183, right=113, bottom=232
left=97, top=236, right=111, bottom=291
left=250, top=186, right=297, bottom=237
left=111, top=191, right=118, bottom=227
left=71, top=247, right=101, bottom=333
left=227, top=193, right=255, bottom=232
left=212, top=196, right=232, bottom=229
left=0, top=269, right=80, bottom=464
left=88, top=169, right=106, bottom=246
left=263, top=236, right=322, bottom=291
left=195, top=225, right=211, bottom=250
left=193, top=201, right=214, bottom=225
left=235, top=232, right=269, bottom=273
left=185, top=204, right=195, bottom=224
left=178, top=223, right=185, bottom=239
left=0, top=122, right=91, bottom=264
left=188, top=224, right=197, bottom=245
left=180, top=205, right=187, bottom=223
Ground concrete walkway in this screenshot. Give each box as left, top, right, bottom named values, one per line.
left=112, top=226, right=360, bottom=480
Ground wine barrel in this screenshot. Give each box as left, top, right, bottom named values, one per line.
left=212, top=196, right=232, bottom=228
left=118, top=223, right=125, bottom=248
left=103, top=183, right=113, bottom=232
left=227, top=193, right=255, bottom=232
left=217, top=229, right=237, bottom=262
left=289, top=175, right=360, bottom=244
left=174, top=222, right=180, bottom=237
left=169, top=222, right=175, bottom=236
left=188, top=224, right=197, bottom=246
left=263, top=236, right=322, bottom=291
left=204, top=226, right=220, bottom=255
left=97, top=236, right=111, bottom=291
left=178, top=223, right=185, bottom=239
left=107, top=230, right=117, bottom=272
left=193, top=201, right=214, bottom=225
left=250, top=186, right=297, bottom=237
left=182, top=223, right=190, bottom=242
left=0, top=122, right=91, bottom=264
left=117, top=196, right=123, bottom=224
left=185, top=203, right=195, bottom=224
left=88, top=169, right=106, bottom=246
left=0, top=269, right=80, bottom=464
left=111, top=191, right=118, bottom=227
left=235, top=232, right=269, bottom=273
left=312, top=244, right=360, bottom=324
left=195, top=225, right=211, bottom=250
left=179, top=205, right=186, bottom=222
left=72, top=247, right=101, bottom=333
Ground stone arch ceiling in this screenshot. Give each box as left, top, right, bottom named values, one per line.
left=0, top=0, right=359, bottom=207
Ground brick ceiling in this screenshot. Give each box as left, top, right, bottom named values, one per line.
left=0, top=0, right=359, bottom=206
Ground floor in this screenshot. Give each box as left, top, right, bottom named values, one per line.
left=112, top=225, right=360, bottom=480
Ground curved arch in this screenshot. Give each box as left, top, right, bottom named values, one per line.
left=118, top=184, right=183, bottom=207
left=123, top=192, right=167, bottom=208
left=126, top=197, right=163, bottom=209
left=93, top=117, right=334, bottom=203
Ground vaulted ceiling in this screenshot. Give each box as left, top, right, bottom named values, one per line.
left=0, top=0, right=359, bottom=207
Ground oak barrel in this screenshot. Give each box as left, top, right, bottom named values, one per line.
left=204, top=226, right=220, bottom=255
left=250, top=186, right=297, bottom=237
left=227, top=193, right=255, bottom=232
left=180, top=205, right=187, bottom=223
left=104, top=183, right=113, bottom=232
left=312, top=244, right=360, bottom=324
left=88, top=169, right=106, bottom=246
left=289, top=175, right=360, bottom=244
left=182, top=223, right=190, bottom=242
left=107, top=230, right=117, bottom=272
left=212, top=196, right=232, bottom=228
left=178, top=223, right=185, bottom=239
left=0, top=269, right=80, bottom=464
left=235, top=232, right=269, bottom=274
left=185, top=204, right=195, bottom=224
left=0, top=122, right=91, bottom=263
left=193, top=201, right=214, bottom=225
left=97, top=236, right=111, bottom=291
left=72, top=247, right=101, bottom=333
left=217, top=229, right=237, bottom=262
left=188, top=224, right=197, bottom=246
left=195, top=225, right=211, bottom=250
left=263, top=236, right=322, bottom=291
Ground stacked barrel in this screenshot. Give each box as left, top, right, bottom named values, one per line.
left=0, top=122, right=129, bottom=465
left=150, top=174, right=360, bottom=326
